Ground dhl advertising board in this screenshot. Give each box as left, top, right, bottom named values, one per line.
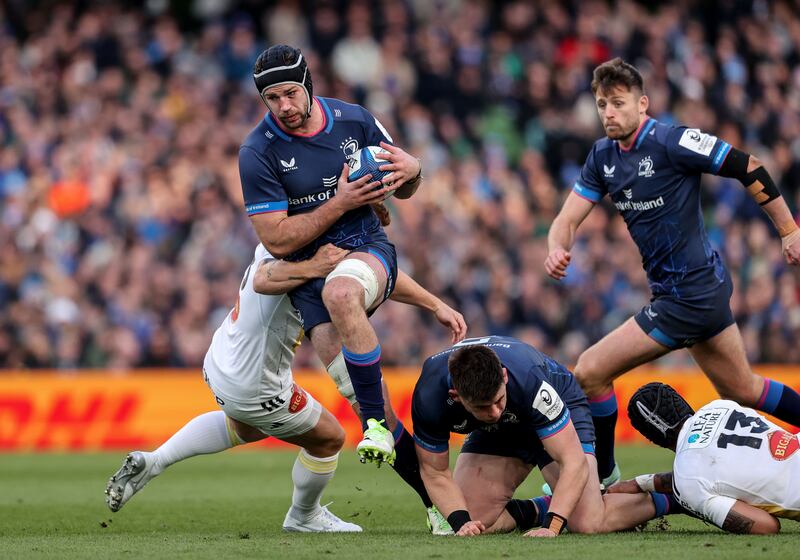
left=1, top=368, right=799, bottom=451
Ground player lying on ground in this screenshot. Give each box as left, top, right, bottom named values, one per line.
left=609, top=382, right=800, bottom=534
left=545, top=57, right=800, bottom=490
left=106, top=243, right=465, bottom=533
left=241, top=44, right=423, bottom=466
left=412, top=336, right=684, bottom=537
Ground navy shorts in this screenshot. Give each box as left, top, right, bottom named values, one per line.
left=289, top=239, right=398, bottom=335
left=634, top=272, right=735, bottom=350
left=461, top=387, right=596, bottom=470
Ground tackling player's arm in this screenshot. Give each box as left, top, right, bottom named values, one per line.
left=721, top=501, right=780, bottom=535
left=416, top=445, right=484, bottom=536
left=717, top=148, right=800, bottom=265
left=390, top=271, right=467, bottom=343
left=545, top=192, right=596, bottom=280
left=246, top=160, right=389, bottom=259
left=527, top=421, right=588, bottom=537
left=253, top=244, right=348, bottom=295
left=607, top=471, right=674, bottom=494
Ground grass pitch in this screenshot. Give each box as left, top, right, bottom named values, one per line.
left=0, top=446, right=797, bottom=559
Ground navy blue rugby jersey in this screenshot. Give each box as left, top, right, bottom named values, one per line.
left=239, top=96, right=392, bottom=261
left=573, top=118, right=731, bottom=298
left=411, top=336, right=581, bottom=453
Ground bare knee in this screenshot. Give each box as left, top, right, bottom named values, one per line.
left=568, top=517, right=605, bottom=534
left=305, top=425, right=346, bottom=458
left=574, top=352, right=611, bottom=396
left=322, top=281, right=362, bottom=315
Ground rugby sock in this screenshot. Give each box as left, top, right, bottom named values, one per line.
left=756, top=379, right=800, bottom=427
left=505, top=496, right=550, bottom=530
left=342, top=345, right=386, bottom=427
left=649, top=492, right=687, bottom=517
left=151, top=411, right=240, bottom=474
left=390, top=422, right=433, bottom=508
left=588, top=389, right=618, bottom=480
left=288, top=450, right=339, bottom=520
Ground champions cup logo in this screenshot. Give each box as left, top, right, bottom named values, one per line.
left=540, top=389, right=553, bottom=406
left=768, top=430, right=799, bottom=461
left=288, top=384, right=308, bottom=414
left=340, top=137, right=359, bottom=159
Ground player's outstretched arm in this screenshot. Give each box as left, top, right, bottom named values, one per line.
left=721, top=501, right=780, bottom=535
left=390, top=271, right=467, bottom=343
left=526, top=421, right=588, bottom=537
left=606, top=471, right=674, bottom=494
left=717, top=149, right=800, bottom=265
left=250, top=164, right=389, bottom=258
left=416, top=444, right=484, bottom=536
left=377, top=141, right=422, bottom=200
left=545, top=192, right=595, bottom=280
left=253, top=244, right=348, bottom=295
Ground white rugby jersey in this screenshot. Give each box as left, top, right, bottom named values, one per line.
left=673, top=399, right=800, bottom=527
left=203, top=244, right=303, bottom=403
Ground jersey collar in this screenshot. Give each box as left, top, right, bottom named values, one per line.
left=264, top=97, right=334, bottom=141
left=618, top=117, right=656, bottom=152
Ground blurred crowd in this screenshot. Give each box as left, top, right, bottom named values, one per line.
left=1, top=0, right=800, bottom=371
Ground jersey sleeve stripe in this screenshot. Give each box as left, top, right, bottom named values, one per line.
left=413, top=434, right=448, bottom=453
left=246, top=201, right=289, bottom=215
left=709, top=142, right=732, bottom=174
left=573, top=182, right=602, bottom=203
left=536, top=408, right=571, bottom=439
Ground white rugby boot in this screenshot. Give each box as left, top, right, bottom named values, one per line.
left=356, top=418, right=396, bottom=466
left=283, top=504, right=363, bottom=533
left=105, top=451, right=160, bottom=512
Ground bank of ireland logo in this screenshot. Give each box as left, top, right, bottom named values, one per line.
left=638, top=155, right=655, bottom=178
left=340, top=137, right=359, bottom=159
left=603, top=164, right=615, bottom=178
left=623, top=188, right=633, bottom=199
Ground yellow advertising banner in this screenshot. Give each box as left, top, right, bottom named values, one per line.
left=1, top=367, right=798, bottom=451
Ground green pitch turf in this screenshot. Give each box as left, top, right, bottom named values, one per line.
left=0, top=446, right=796, bottom=559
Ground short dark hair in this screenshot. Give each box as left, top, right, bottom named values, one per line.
left=591, top=58, right=645, bottom=95
left=447, top=346, right=504, bottom=403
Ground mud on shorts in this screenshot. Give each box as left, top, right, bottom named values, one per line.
left=635, top=272, right=735, bottom=350
left=461, top=383, right=596, bottom=470
left=289, top=239, right=398, bottom=336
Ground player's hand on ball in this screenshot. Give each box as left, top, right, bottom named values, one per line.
left=455, top=520, right=485, bottom=536
left=523, top=527, right=557, bottom=538
left=376, top=142, right=421, bottom=187
left=544, top=248, right=571, bottom=280
left=433, top=303, right=468, bottom=343
left=605, top=479, right=642, bottom=494
left=334, top=163, right=391, bottom=211
left=309, top=244, right=349, bottom=277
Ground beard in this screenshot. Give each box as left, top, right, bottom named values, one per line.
left=605, top=121, right=639, bottom=142
left=278, top=112, right=307, bottom=129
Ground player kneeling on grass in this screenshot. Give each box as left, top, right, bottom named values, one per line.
left=610, top=382, right=800, bottom=534
left=412, top=336, right=686, bottom=537
left=106, top=243, right=466, bottom=533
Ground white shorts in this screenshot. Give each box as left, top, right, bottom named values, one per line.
left=207, top=381, right=322, bottom=440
